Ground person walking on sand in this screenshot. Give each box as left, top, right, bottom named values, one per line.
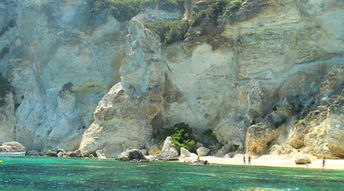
left=243, top=156, right=246, bottom=164
left=248, top=156, right=251, bottom=165
left=322, top=158, right=326, bottom=168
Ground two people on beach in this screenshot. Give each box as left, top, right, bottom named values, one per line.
left=243, top=156, right=251, bottom=165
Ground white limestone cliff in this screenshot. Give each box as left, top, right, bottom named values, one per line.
left=0, top=0, right=343, bottom=159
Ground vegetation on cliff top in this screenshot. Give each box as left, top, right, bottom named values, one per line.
left=89, top=0, right=184, bottom=22
left=146, top=0, right=243, bottom=46
left=145, top=20, right=191, bottom=45
left=89, top=0, right=143, bottom=22
left=0, top=76, right=13, bottom=106
left=89, top=0, right=244, bottom=45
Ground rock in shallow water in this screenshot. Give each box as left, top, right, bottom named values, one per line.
left=118, top=149, right=147, bottom=161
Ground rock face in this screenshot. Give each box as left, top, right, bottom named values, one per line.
left=0, top=93, right=16, bottom=143
left=246, top=111, right=286, bottom=155
left=283, top=64, right=344, bottom=158
left=327, top=99, right=344, bottom=157
left=0, top=141, right=25, bottom=152
left=79, top=18, right=162, bottom=157
left=0, top=0, right=124, bottom=151
left=0, top=0, right=343, bottom=158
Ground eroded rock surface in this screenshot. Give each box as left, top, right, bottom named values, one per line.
left=327, top=99, right=344, bottom=157
left=0, top=0, right=124, bottom=151
left=0, top=0, right=343, bottom=158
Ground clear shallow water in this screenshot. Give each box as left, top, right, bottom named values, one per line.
left=0, top=158, right=343, bottom=191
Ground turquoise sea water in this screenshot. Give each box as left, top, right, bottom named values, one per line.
left=0, top=157, right=343, bottom=191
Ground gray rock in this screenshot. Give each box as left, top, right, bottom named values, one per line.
left=118, top=149, right=147, bottom=161
left=196, top=147, right=210, bottom=156
left=155, top=148, right=179, bottom=161
left=155, top=136, right=179, bottom=161
left=46, top=150, right=58, bottom=157
left=162, top=137, right=174, bottom=152
left=68, top=150, right=81, bottom=158
left=216, top=145, right=230, bottom=157
left=180, top=147, right=191, bottom=157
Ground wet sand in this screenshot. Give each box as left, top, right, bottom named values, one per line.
left=199, top=155, right=344, bottom=170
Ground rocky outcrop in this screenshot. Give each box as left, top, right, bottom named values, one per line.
left=0, top=0, right=125, bottom=152
left=0, top=0, right=343, bottom=158
left=0, top=141, right=25, bottom=152
left=327, top=99, right=344, bottom=157
left=0, top=93, right=15, bottom=143
left=79, top=18, right=163, bottom=158
left=246, top=111, right=286, bottom=155
left=283, top=64, right=344, bottom=158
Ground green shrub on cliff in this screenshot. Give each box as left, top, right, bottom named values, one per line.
left=153, top=122, right=196, bottom=151
left=89, top=0, right=243, bottom=45
left=89, top=0, right=143, bottom=22
left=0, top=76, right=13, bottom=106
left=170, top=123, right=196, bottom=151
left=145, top=20, right=191, bottom=45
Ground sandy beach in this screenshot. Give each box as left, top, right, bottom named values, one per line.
left=198, top=155, right=344, bottom=171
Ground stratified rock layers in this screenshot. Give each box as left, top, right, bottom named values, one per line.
left=0, top=0, right=343, bottom=158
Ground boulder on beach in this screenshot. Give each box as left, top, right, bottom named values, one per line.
left=0, top=141, right=25, bottom=152
left=155, top=148, right=179, bottom=161
left=295, top=156, right=311, bottom=164
left=154, top=136, right=179, bottom=161
left=197, top=147, right=210, bottom=156
left=180, top=147, right=191, bottom=157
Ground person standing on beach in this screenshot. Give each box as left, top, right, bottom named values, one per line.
left=248, top=156, right=251, bottom=165
left=243, top=156, right=246, bottom=164
left=322, top=158, right=326, bottom=168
